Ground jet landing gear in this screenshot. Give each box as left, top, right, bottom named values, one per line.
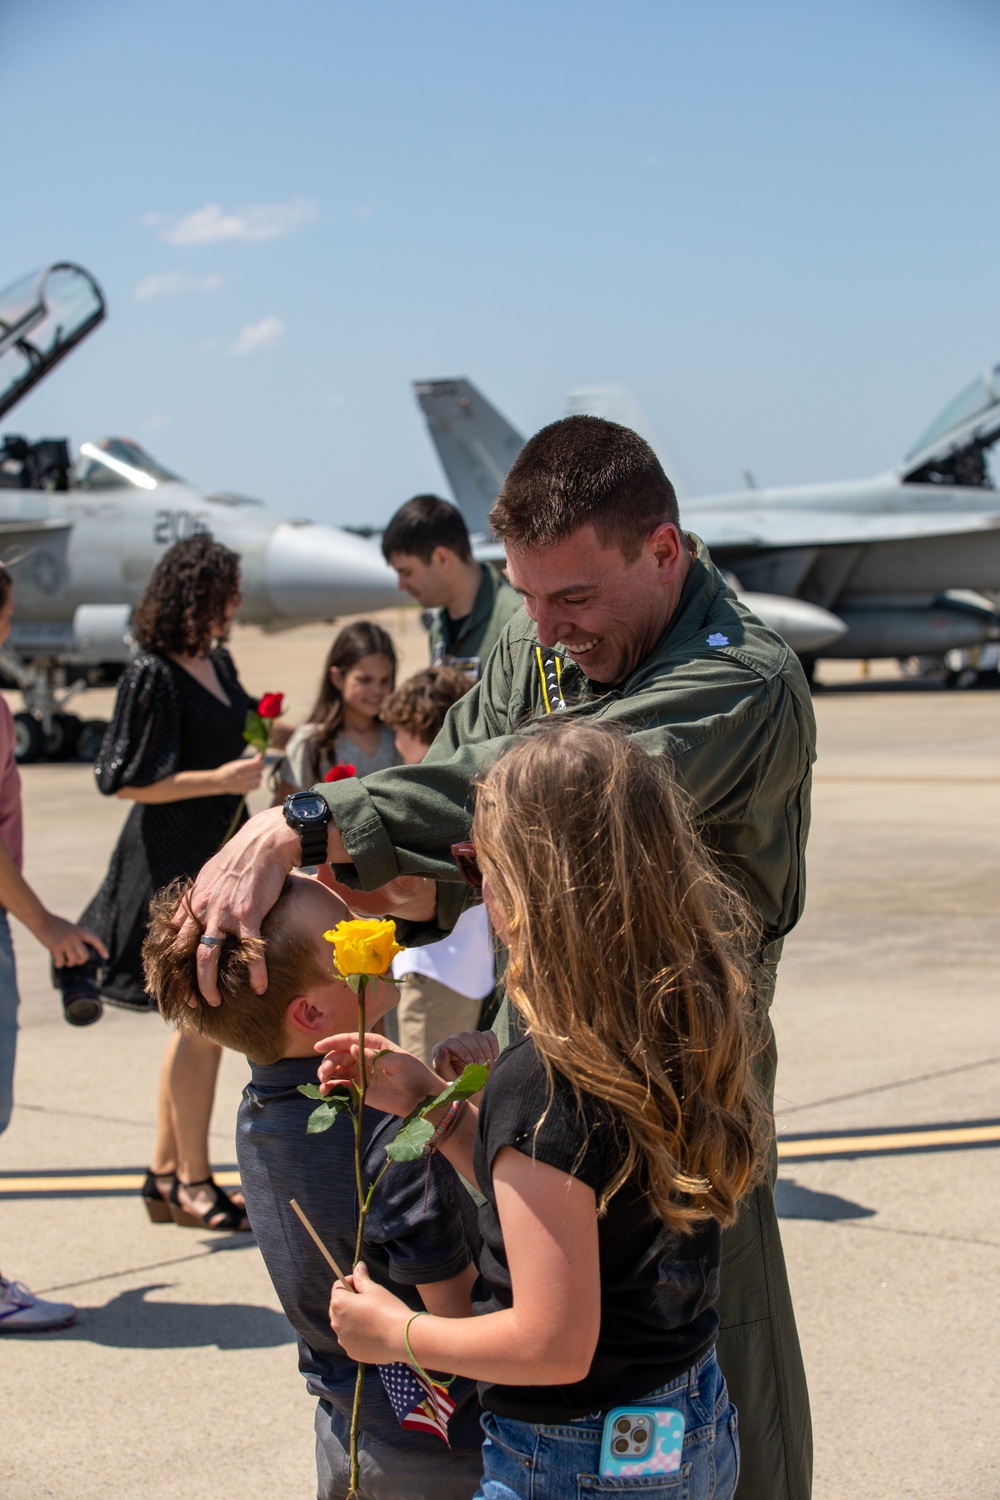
left=12, top=710, right=105, bottom=763
left=0, top=654, right=109, bottom=764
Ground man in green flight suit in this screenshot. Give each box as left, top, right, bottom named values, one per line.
left=382, top=493, right=521, bottom=680
left=186, top=416, right=815, bottom=1500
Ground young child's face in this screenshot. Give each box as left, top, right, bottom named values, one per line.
left=393, top=728, right=431, bottom=765
left=284, top=875, right=399, bottom=1033
left=331, top=653, right=395, bottom=720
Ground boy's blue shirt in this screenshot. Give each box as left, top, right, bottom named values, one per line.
left=237, top=1054, right=483, bottom=1454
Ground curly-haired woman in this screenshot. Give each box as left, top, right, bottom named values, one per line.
left=58, top=534, right=263, bottom=1230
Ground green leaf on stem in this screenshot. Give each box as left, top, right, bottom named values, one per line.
left=297, top=1082, right=353, bottom=1103
left=385, top=1115, right=436, bottom=1161
left=422, top=1062, right=489, bottom=1112
left=302, top=1084, right=354, bottom=1134
left=243, top=708, right=270, bottom=753
left=306, top=1100, right=350, bottom=1134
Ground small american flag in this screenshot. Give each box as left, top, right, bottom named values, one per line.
left=378, top=1361, right=456, bottom=1445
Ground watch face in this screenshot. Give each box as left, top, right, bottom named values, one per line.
left=287, top=792, right=329, bottom=822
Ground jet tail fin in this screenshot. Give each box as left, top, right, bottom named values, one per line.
left=412, top=378, right=525, bottom=538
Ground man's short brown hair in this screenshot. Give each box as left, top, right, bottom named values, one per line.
left=488, top=415, right=679, bottom=561
left=381, top=666, right=472, bottom=744
left=143, top=878, right=330, bottom=1065
left=381, top=494, right=473, bottom=564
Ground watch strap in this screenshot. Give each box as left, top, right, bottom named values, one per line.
left=297, top=820, right=330, bottom=867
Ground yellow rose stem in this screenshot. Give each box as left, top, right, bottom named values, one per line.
left=352, top=975, right=368, bottom=1252
left=346, top=972, right=388, bottom=1500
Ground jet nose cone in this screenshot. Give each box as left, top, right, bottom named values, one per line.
left=265, top=522, right=398, bottom=620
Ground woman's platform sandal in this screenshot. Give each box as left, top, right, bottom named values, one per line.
left=169, top=1176, right=251, bottom=1232
left=141, top=1169, right=177, bottom=1225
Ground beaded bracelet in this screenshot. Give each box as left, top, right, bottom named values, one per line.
left=422, top=1097, right=468, bottom=1156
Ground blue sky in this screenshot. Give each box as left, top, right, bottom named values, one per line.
left=2, top=0, right=998, bottom=525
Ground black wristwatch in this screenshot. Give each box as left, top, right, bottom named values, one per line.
left=283, top=790, right=333, bottom=867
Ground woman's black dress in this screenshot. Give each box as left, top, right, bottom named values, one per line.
left=82, top=648, right=255, bottom=1009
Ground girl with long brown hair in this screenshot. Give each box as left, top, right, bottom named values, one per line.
left=273, top=622, right=398, bottom=796
left=321, top=720, right=769, bottom=1499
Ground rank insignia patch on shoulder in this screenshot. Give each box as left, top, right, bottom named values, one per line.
left=706, top=632, right=729, bottom=647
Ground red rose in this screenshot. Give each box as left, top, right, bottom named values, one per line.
left=324, top=763, right=356, bottom=783
left=257, top=692, right=284, bottom=720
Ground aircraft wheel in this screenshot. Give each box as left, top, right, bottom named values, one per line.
left=42, top=713, right=82, bottom=760
left=75, top=718, right=108, bottom=763
left=13, top=712, right=44, bottom=764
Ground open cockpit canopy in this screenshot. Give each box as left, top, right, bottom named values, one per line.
left=74, top=437, right=181, bottom=490
left=902, top=363, right=1000, bottom=488
left=0, top=263, right=105, bottom=420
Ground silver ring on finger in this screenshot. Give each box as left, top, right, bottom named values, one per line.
left=198, top=934, right=225, bottom=949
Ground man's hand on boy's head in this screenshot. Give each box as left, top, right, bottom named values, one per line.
left=315, top=1032, right=443, bottom=1118
left=173, top=806, right=302, bottom=1004
left=432, top=1030, right=500, bottom=1082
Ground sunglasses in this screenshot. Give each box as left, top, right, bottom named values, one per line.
left=450, top=840, right=483, bottom=890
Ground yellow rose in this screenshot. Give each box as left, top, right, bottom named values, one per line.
left=323, top=918, right=403, bottom=978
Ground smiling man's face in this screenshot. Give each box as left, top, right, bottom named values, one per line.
left=504, top=522, right=689, bottom=686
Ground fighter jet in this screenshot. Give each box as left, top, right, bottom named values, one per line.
left=413, top=375, right=1000, bottom=670
left=0, top=263, right=398, bottom=760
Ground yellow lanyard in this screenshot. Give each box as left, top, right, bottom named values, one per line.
left=535, top=647, right=566, bottom=713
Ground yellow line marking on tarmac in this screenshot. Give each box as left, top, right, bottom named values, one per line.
left=0, top=1170, right=242, bottom=1194
left=778, top=1123, right=1000, bottom=1158
left=2, top=1123, right=999, bottom=1194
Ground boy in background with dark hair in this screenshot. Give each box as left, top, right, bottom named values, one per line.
left=380, top=667, right=495, bottom=1064
left=144, top=873, right=483, bottom=1500
left=381, top=494, right=520, bottom=681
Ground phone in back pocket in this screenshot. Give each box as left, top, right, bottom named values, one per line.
left=599, top=1406, right=685, bottom=1478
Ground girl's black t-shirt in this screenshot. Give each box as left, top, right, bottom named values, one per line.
left=473, top=1036, right=720, bottom=1422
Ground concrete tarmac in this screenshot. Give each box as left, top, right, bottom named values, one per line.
left=0, top=621, right=997, bottom=1499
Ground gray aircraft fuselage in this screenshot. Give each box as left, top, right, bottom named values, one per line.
left=2, top=477, right=398, bottom=642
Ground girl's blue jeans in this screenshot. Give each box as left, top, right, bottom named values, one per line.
left=475, top=1346, right=738, bottom=1500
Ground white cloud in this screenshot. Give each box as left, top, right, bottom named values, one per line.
left=153, top=197, right=318, bottom=246
left=353, top=201, right=376, bottom=223
left=133, top=272, right=225, bottom=300
left=326, top=394, right=345, bottom=411
left=144, top=414, right=168, bottom=431
left=230, top=316, right=286, bottom=357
